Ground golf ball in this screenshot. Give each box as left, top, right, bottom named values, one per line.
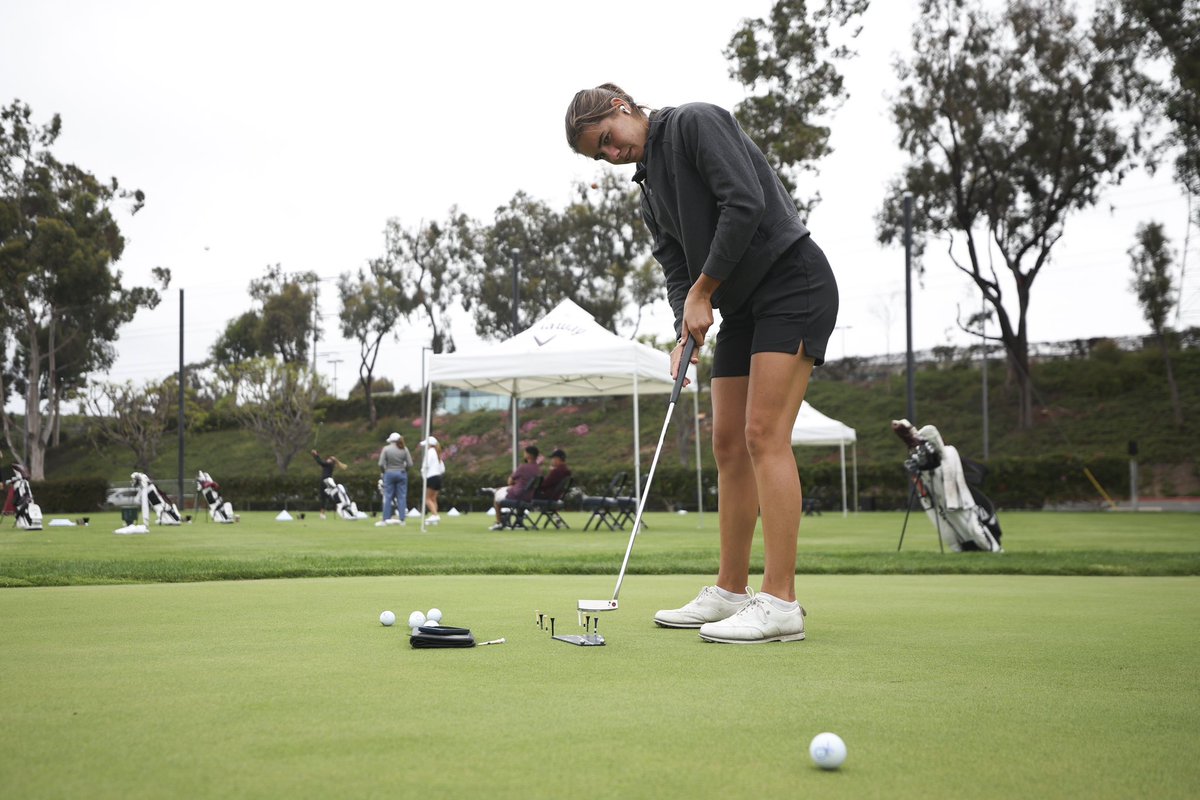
left=427, top=608, right=443, bottom=622
left=423, top=620, right=439, bottom=627
left=379, top=610, right=396, bottom=627
left=408, top=611, right=426, bottom=628
left=809, top=732, right=847, bottom=770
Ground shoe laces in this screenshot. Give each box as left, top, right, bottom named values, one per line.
left=729, top=587, right=771, bottom=624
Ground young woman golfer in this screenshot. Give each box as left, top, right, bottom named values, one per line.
left=565, top=84, right=838, bottom=643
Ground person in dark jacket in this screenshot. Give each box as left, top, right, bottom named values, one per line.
left=311, top=449, right=347, bottom=520
left=566, top=84, right=839, bottom=644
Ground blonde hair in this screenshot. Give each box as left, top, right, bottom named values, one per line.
left=564, top=83, right=647, bottom=152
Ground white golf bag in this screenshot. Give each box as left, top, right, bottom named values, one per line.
left=196, top=470, right=234, bottom=523
left=324, top=477, right=367, bottom=520
left=7, top=465, right=43, bottom=530
left=130, top=472, right=182, bottom=526
left=892, top=420, right=1003, bottom=553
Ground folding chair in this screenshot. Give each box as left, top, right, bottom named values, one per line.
left=612, top=474, right=649, bottom=530
left=530, top=476, right=573, bottom=530
left=582, top=472, right=626, bottom=531
left=498, top=476, right=542, bottom=530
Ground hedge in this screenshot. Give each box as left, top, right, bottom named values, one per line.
left=27, top=478, right=111, bottom=513
left=181, top=453, right=1129, bottom=513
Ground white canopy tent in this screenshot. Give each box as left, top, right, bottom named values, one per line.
left=791, top=401, right=858, bottom=517
left=423, top=300, right=701, bottom=523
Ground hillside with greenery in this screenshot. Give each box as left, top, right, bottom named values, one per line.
left=27, top=342, right=1198, bottom=509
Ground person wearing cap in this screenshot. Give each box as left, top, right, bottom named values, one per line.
left=377, top=432, right=413, bottom=526
left=310, top=449, right=347, bottom=520
left=535, top=449, right=571, bottom=500
left=418, top=436, right=446, bottom=525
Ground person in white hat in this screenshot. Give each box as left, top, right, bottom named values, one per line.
left=419, top=436, right=445, bottom=524
left=377, top=432, right=413, bottom=526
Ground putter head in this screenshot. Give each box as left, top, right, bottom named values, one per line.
left=577, top=599, right=618, bottom=613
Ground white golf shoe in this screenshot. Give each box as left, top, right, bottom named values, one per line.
left=653, top=586, right=751, bottom=629
left=426, top=515, right=440, bottom=525
left=698, top=588, right=806, bottom=644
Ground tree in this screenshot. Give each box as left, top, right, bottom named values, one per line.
left=337, top=266, right=403, bottom=427
left=210, top=264, right=320, bottom=368
left=724, top=0, right=869, bottom=213
left=462, top=174, right=656, bottom=339
left=0, top=99, right=169, bottom=478
left=876, top=0, right=1140, bottom=428
left=376, top=208, right=472, bottom=354
left=1129, top=222, right=1183, bottom=426
left=249, top=264, right=321, bottom=364
left=224, top=359, right=321, bottom=474
left=83, top=378, right=180, bottom=472
left=557, top=173, right=659, bottom=334
left=1103, top=0, right=1200, bottom=319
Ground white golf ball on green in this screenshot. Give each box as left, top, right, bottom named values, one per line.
left=407, top=611, right=426, bottom=628
left=426, top=608, right=443, bottom=623
left=379, top=610, right=396, bottom=627
left=809, top=732, right=847, bottom=769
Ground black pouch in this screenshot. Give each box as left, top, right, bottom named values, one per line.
left=410, top=625, right=476, bottom=649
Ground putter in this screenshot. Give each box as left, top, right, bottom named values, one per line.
left=575, top=335, right=697, bottom=619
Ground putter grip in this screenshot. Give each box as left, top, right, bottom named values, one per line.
left=671, top=336, right=697, bottom=404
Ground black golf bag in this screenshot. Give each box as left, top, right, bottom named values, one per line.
left=196, top=470, right=234, bottom=523
left=7, top=464, right=43, bottom=530
left=892, top=419, right=1002, bottom=552
left=131, top=472, right=182, bottom=525
left=323, top=477, right=367, bottom=520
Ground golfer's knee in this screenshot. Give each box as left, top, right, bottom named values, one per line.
left=712, top=426, right=749, bottom=467
left=743, top=420, right=786, bottom=461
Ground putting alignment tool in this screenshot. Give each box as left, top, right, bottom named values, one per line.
left=577, top=335, right=697, bottom=616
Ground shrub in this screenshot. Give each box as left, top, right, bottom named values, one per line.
left=30, top=478, right=110, bottom=513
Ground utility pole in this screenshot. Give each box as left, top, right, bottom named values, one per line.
left=178, top=288, right=185, bottom=509
left=904, top=192, right=916, bottom=423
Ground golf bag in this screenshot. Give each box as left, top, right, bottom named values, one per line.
left=323, top=477, right=367, bottom=520
left=130, top=472, right=182, bottom=526
left=195, top=470, right=234, bottom=523
left=7, top=465, right=43, bottom=530
left=892, top=420, right=1002, bottom=553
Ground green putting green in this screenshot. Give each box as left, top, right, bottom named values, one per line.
left=1, top=574, right=1197, bottom=798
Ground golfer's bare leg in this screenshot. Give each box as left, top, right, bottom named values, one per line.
left=745, top=347, right=815, bottom=602
left=711, top=375, right=757, bottom=594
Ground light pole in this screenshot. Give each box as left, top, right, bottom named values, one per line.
left=835, top=325, right=854, bottom=360
left=903, top=192, right=916, bottom=423
left=325, top=356, right=343, bottom=399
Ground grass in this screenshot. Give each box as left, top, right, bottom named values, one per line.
left=1, top=574, right=1197, bottom=799
left=1, top=510, right=1198, bottom=587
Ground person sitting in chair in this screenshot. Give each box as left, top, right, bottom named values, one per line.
left=491, top=446, right=542, bottom=530
left=535, top=449, right=571, bottom=500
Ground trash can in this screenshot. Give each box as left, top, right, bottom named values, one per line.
left=121, top=508, right=138, bottom=525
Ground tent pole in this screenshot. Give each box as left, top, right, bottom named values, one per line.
left=511, top=381, right=518, bottom=472
left=852, top=443, right=859, bottom=515
left=632, top=372, right=641, bottom=501
left=421, top=374, right=433, bottom=532
left=840, top=440, right=848, bottom=517
left=693, top=384, right=703, bottom=526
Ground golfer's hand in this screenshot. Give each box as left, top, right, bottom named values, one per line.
left=670, top=341, right=699, bottom=387
left=310, top=449, right=318, bottom=457
left=681, top=276, right=718, bottom=349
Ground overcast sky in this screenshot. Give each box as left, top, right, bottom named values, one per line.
left=3, top=0, right=1195, bottom=402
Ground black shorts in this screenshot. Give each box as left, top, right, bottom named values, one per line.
left=425, top=475, right=444, bottom=491
left=711, top=235, right=839, bottom=378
